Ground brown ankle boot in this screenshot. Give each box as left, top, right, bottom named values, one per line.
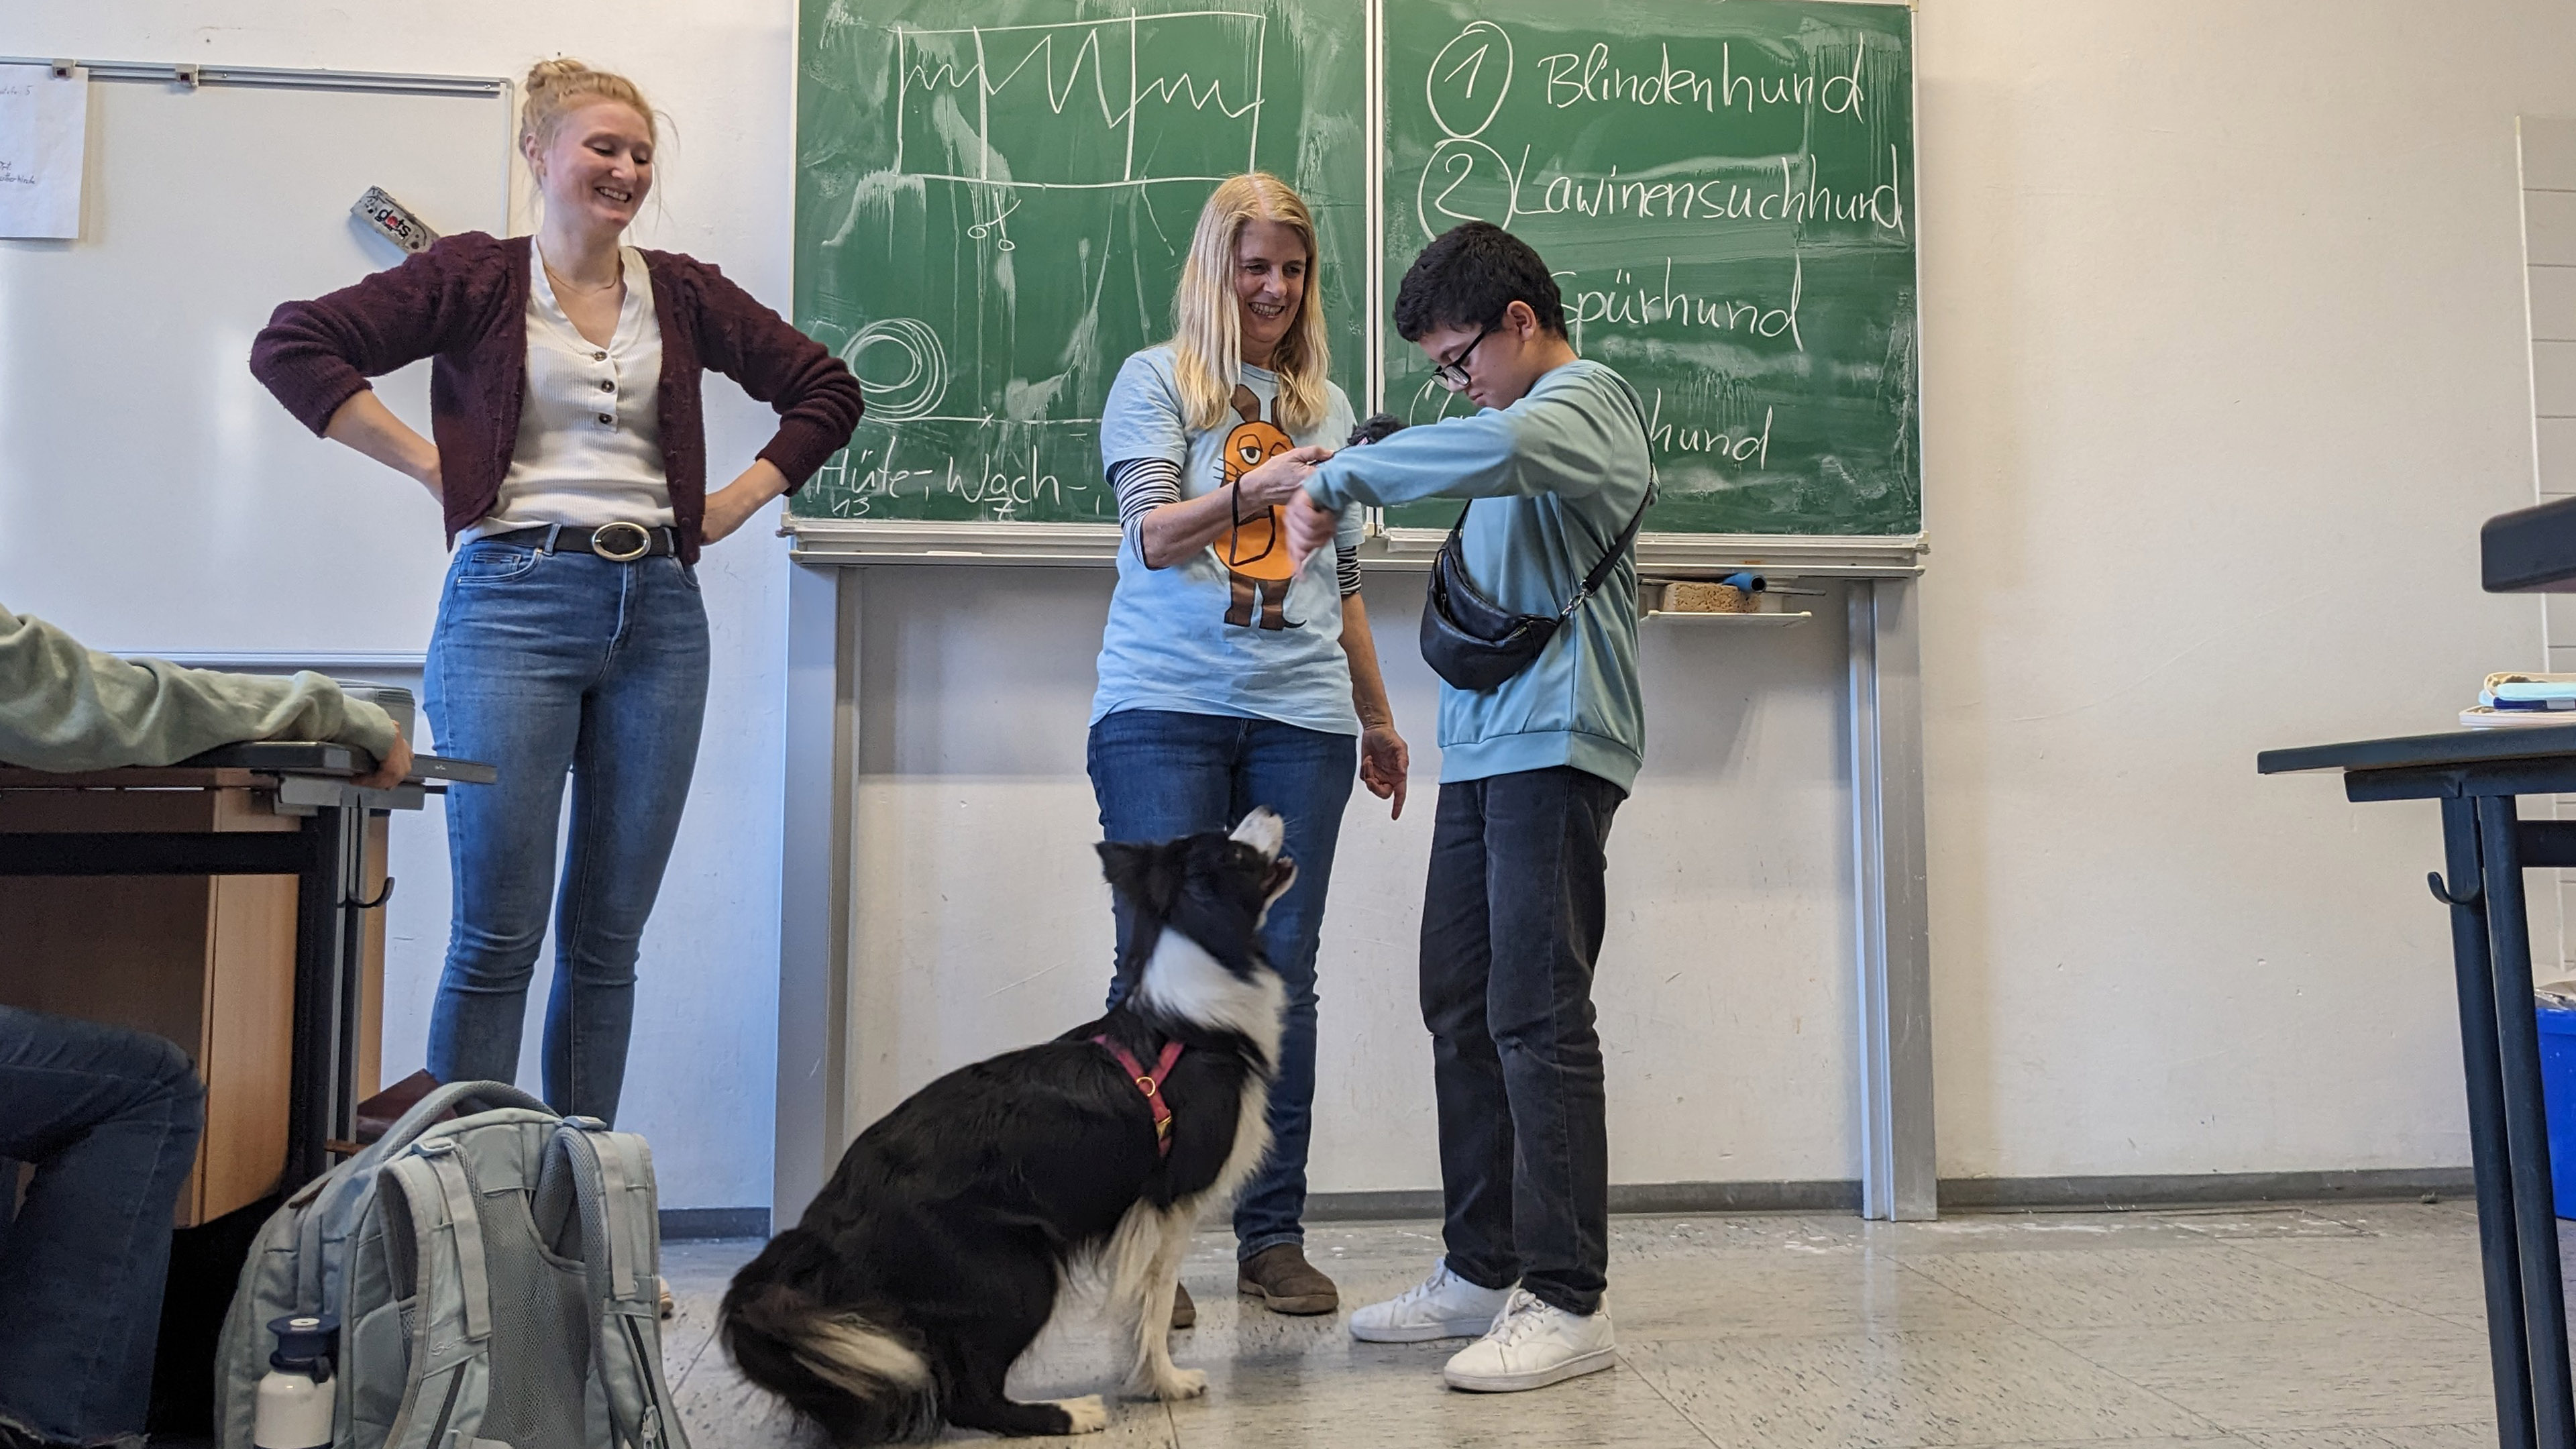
left=1171, top=1281, right=1197, bottom=1329
left=1236, top=1243, right=1338, bottom=1314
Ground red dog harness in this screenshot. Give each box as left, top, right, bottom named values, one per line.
left=1093, top=1036, right=1185, bottom=1156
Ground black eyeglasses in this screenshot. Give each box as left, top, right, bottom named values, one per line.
left=1430, top=323, right=1501, bottom=392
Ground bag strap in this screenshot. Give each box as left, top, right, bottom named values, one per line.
left=1443, top=387, right=1658, bottom=627
left=1554, top=488, right=1652, bottom=623
left=1554, top=387, right=1660, bottom=621
left=555, top=1123, right=689, bottom=1449
left=388, top=1146, right=494, bottom=1344
left=370, top=1081, right=551, bottom=1161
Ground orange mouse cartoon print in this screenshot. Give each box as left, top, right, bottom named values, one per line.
left=1218, top=383, right=1299, bottom=630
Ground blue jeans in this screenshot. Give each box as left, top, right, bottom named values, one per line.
left=1420, top=768, right=1623, bottom=1316
left=1087, top=708, right=1354, bottom=1261
left=0, top=1007, right=205, bottom=1448
left=423, top=539, right=710, bottom=1125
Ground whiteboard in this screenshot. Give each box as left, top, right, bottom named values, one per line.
left=0, top=70, right=509, bottom=658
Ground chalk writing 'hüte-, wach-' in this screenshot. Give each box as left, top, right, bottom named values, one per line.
left=821, top=439, right=1073, bottom=521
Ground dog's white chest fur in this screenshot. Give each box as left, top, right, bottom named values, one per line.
left=1099, top=922, right=1287, bottom=1399
left=1134, top=926, right=1282, bottom=1199
left=1134, top=929, right=1286, bottom=1069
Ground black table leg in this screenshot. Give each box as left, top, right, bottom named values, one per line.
left=2477, top=794, right=2576, bottom=1449
left=284, top=805, right=356, bottom=1189
left=330, top=800, right=369, bottom=1148
left=2443, top=797, right=2538, bottom=1449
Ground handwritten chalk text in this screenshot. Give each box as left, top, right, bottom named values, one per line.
left=1537, top=40, right=1866, bottom=120
left=1562, top=256, right=1802, bottom=354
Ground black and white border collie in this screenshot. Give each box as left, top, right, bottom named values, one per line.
left=720, top=810, right=1296, bottom=1442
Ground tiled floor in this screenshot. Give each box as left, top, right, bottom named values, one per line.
left=660, top=1200, right=2508, bottom=1447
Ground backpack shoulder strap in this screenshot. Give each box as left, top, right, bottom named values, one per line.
left=553, top=1123, right=689, bottom=1449
left=376, top=1148, right=495, bottom=1449
left=390, top=1143, right=494, bottom=1345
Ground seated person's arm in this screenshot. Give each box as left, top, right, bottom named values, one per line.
left=0, top=604, right=408, bottom=785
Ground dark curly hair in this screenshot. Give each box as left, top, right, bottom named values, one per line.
left=1391, top=221, right=1568, bottom=342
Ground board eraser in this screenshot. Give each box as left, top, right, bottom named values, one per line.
left=1347, top=414, right=1406, bottom=447
left=352, top=187, right=439, bottom=255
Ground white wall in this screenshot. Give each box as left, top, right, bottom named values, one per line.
left=1, top=0, right=803, bottom=1209
left=25, top=0, right=2576, bottom=1208
left=1915, top=0, right=2569, bottom=1178
left=841, top=566, right=1863, bottom=1193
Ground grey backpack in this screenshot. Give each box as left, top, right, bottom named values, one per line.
left=215, top=1082, right=690, bottom=1449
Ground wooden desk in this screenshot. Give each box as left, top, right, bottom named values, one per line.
left=0, top=744, right=494, bottom=1218
left=2261, top=722, right=2576, bottom=1449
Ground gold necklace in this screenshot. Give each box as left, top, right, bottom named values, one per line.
left=539, top=248, right=622, bottom=296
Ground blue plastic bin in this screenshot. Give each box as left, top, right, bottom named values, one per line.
left=2537, top=1004, right=2576, bottom=1218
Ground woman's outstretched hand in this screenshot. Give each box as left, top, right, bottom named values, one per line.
left=1235, top=445, right=1330, bottom=510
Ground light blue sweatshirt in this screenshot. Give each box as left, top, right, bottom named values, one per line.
left=1304, top=359, right=1652, bottom=791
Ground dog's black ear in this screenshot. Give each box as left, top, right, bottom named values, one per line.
left=1097, top=841, right=1178, bottom=914
left=1347, top=413, right=1406, bottom=447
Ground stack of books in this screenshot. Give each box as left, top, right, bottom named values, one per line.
left=2462, top=672, right=2576, bottom=727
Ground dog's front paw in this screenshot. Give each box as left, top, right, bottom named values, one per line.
left=1049, top=1396, right=1109, bottom=1434
left=1150, top=1368, right=1208, bottom=1401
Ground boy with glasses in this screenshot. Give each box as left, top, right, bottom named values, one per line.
left=1283, top=221, right=1653, bottom=1393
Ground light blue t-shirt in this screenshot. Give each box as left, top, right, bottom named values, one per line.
left=1305, top=359, right=1652, bottom=790
left=1091, top=345, right=1364, bottom=734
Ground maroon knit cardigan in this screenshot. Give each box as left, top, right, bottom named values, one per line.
left=250, top=231, right=863, bottom=564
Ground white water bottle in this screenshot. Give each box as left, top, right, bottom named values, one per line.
left=253, top=1313, right=338, bottom=1449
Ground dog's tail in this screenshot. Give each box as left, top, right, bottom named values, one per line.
left=720, top=1230, right=941, bottom=1445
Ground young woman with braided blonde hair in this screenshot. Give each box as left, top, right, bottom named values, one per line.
left=252, top=60, right=863, bottom=1124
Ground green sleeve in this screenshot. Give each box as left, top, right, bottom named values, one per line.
left=0, top=605, right=399, bottom=771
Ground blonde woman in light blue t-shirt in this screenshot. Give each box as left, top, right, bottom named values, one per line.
left=1089, top=173, right=1407, bottom=1324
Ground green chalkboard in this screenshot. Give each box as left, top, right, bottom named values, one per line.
left=1382, top=0, right=1921, bottom=536
left=793, top=0, right=1369, bottom=524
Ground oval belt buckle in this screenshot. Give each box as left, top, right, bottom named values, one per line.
left=594, top=521, right=652, bottom=562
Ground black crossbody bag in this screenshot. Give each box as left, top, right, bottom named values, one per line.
left=1418, top=482, right=1652, bottom=692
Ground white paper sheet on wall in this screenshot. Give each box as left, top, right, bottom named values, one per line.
left=0, top=64, right=88, bottom=239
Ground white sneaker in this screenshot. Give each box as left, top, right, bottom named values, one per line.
left=1441, top=1289, right=1615, bottom=1392
left=1348, top=1262, right=1514, bottom=1342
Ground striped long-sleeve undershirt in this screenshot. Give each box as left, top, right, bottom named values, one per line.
left=1108, top=458, right=1361, bottom=596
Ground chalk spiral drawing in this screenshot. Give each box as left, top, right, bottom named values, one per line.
left=841, top=317, right=949, bottom=423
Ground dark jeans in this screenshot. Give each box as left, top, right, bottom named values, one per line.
left=1087, top=708, right=1356, bottom=1260
left=0, top=1006, right=205, bottom=1448
left=423, top=540, right=710, bottom=1124
left=1419, top=767, right=1623, bottom=1317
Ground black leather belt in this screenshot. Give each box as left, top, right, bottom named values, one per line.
left=482, top=523, right=677, bottom=561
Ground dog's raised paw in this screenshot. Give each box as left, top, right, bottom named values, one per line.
left=1150, top=1368, right=1208, bottom=1401
left=1051, top=1396, right=1110, bottom=1434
